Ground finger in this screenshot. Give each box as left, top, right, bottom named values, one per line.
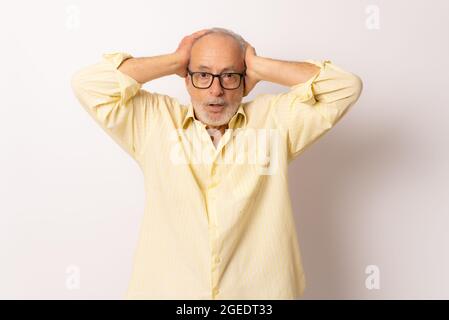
left=192, top=29, right=209, bottom=38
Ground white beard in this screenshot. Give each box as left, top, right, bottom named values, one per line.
left=192, top=100, right=240, bottom=127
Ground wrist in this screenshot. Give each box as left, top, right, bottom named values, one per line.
left=248, top=55, right=265, bottom=82
left=171, top=52, right=189, bottom=76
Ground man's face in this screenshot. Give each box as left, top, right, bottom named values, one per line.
left=185, top=33, right=245, bottom=127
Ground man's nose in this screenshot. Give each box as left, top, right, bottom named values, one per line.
left=209, top=77, right=224, bottom=96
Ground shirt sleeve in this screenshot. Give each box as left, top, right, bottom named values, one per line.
left=70, top=52, right=153, bottom=164
left=272, top=60, right=363, bottom=161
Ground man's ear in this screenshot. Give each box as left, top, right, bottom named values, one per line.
left=185, top=75, right=193, bottom=96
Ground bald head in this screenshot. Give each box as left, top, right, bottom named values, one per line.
left=189, top=33, right=246, bottom=73
left=185, top=30, right=247, bottom=128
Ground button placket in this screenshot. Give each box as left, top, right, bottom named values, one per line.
left=209, top=163, right=220, bottom=189
left=207, top=182, right=221, bottom=299
left=213, top=129, right=233, bottom=159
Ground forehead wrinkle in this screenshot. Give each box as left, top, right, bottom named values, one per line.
left=190, top=53, right=244, bottom=73
left=190, top=35, right=244, bottom=72
left=197, top=65, right=239, bottom=72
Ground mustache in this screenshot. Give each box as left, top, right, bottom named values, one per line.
left=204, top=99, right=226, bottom=106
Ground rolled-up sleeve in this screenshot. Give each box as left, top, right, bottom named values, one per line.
left=70, top=52, right=150, bottom=163
left=273, top=60, right=363, bottom=161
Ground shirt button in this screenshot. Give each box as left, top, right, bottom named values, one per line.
left=213, top=288, right=220, bottom=296
left=214, top=256, right=221, bottom=263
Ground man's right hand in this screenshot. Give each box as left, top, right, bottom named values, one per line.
left=173, top=29, right=210, bottom=78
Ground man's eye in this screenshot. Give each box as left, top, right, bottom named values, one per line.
left=199, top=73, right=208, bottom=78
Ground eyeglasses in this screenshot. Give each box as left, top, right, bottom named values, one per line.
left=187, top=68, right=246, bottom=90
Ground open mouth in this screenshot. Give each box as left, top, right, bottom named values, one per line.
left=207, top=104, right=225, bottom=112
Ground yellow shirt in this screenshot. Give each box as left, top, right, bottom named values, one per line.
left=71, top=52, right=362, bottom=299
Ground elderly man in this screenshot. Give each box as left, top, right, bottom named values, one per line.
left=71, top=27, right=362, bottom=300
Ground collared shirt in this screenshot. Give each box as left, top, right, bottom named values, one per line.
left=71, top=52, right=362, bottom=299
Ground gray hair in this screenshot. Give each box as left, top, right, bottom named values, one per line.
left=193, top=27, right=247, bottom=56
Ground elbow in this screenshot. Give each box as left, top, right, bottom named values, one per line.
left=70, top=69, right=93, bottom=110
left=70, top=69, right=83, bottom=96
left=349, top=73, right=363, bottom=103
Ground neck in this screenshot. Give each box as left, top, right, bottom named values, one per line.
left=205, top=123, right=228, bottom=136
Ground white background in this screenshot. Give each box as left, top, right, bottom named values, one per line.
left=1, top=0, right=448, bottom=299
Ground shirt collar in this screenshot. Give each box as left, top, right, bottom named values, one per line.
left=182, top=102, right=247, bottom=129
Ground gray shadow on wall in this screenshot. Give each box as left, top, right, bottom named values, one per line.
left=287, top=118, right=404, bottom=299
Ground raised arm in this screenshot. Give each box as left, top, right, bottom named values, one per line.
left=118, top=29, right=209, bottom=83
left=243, top=42, right=363, bottom=161
left=70, top=30, right=209, bottom=163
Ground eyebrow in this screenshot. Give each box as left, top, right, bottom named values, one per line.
left=197, top=65, right=239, bottom=73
